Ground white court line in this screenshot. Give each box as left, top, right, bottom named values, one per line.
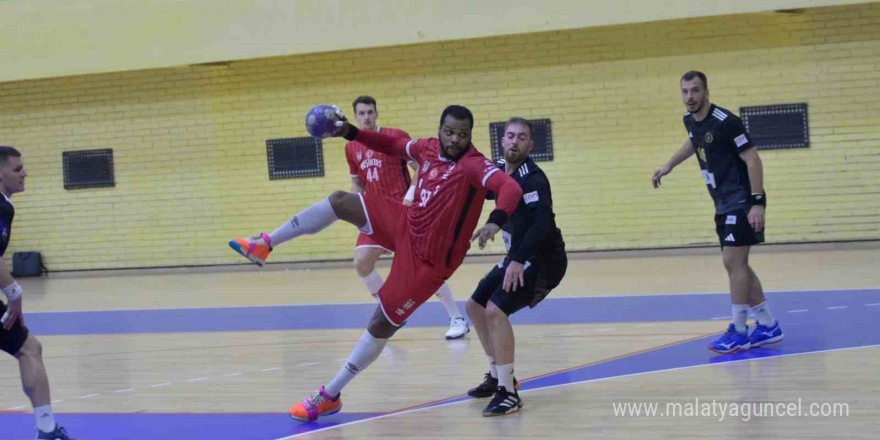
left=865, top=303, right=880, bottom=306
left=826, top=306, right=847, bottom=310
left=635, top=324, right=655, bottom=328
left=596, top=328, right=615, bottom=332
left=150, top=383, right=171, bottom=388
left=6, top=405, right=27, bottom=410
left=261, top=367, right=281, bottom=372
left=557, top=331, right=580, bottom=336
left=78, top=394, right=99, bottom=399
left=224, top=372, right=244, bottom=377
left=297, top=362, right=319, bottom=367
left=409, top=348, right=430, bottom=353
left=114, top=388, right=135, bottom=393
left=710, top=316, right=729, bottom=320
left=51, top=399, right=63, bottom=404
left=334, top=358, right=348, bottom=362
left=788, top=309, right=809, bottom=313
left=274, top=343, right=880, bottom=440
left=186, top=377, right=209, bottom=383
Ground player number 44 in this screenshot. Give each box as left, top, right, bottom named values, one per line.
left=366, top=168, right=379, bottom=182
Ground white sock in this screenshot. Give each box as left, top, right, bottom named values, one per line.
left=434, top=282, right=462, bottom=318
left=751, top=302, right=775, bottom=326
left=488, top=356, right=498, bottom=379
left=732, top=304, right=749, bottom=333
left=325, top=331, right=387, bottom=397
left=496, top=363, right=515, bottom=392
left=361, top=270, right=384, bottom=298
left=269, top=198, right=338, bottom=247
left=34, top=404, right=55, bottom=433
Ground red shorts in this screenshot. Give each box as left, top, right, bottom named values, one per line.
left=355, top=232, right=393, bottom=254
left=358, top=193, right=448, bottom=326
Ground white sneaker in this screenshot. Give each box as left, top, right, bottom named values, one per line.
left=445, top=316, right=470, bottom=339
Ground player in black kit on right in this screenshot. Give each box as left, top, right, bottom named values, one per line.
left=652, top=71, right=783, bottom=354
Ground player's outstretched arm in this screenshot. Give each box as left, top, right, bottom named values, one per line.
left=329, top=108, right=412, bottom=159
left=652, top=139, right=695, bottom=188
left=472, top=171, right=523, bottom=249
left=0, top=258, right=23, bottom=330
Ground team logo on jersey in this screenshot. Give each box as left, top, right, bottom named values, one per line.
left=429, top=168, right=439, bottom=180
left=704, top=132, right=714, bottom=144
left=356, top=151, right=363, bottom=161
left=366, top=150, right=374, bottom=159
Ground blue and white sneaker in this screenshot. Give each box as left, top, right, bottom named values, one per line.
left=749, top=321, right=784, bottom=347
left=708, top=324, right=751, bottom=354
left=37, top=424, right=76, bottom=440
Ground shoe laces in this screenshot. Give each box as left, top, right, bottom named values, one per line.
left=719, top=327, right=741, bottom=343
left=306, top=390, right=329, bottom=407
left=48, top=426, right=70, bottom=440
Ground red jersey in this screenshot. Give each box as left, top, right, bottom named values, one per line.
left=345, top=127, right=412, bottom=202
left=352, top=129, right=522, bottom=271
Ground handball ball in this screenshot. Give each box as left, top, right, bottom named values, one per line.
left=305, top=104, right=339, bottom=138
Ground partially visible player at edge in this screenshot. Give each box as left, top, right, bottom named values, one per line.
left=0, top=146, right=77, bottom=440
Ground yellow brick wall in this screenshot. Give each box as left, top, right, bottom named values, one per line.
left=0, top=3, right=878, bottom=270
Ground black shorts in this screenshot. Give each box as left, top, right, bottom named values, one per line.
left=470, top=254, right=567, bottom=316
left=715, top=208, right=764, bottom=248
left=0, top=300, right=29, bottom=356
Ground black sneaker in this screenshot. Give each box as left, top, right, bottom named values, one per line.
left=37, top=424, right=76, bottom=440
left=482, top=386, right=522, bottom=417
left=467, top=372, right=520, bottom=398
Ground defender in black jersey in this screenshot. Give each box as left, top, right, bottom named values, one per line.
left=652, top=71, right=783, bottom=354
left=0, top=147, right=76, bottom=439
left=468, top=118, right=567, bottom=416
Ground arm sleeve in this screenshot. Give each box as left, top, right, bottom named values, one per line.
left=483, top=170, right=522, bottom=216
left=725, top=116, right=754, bottom=152
left=510, top=175, right=554, bottom=264
left=351, top=128, right=415, bottom=160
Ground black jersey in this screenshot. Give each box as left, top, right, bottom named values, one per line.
left=494, top=158, right=565, bottom=264
left=0, top=195, right=13, bottom=257
left=684, top=104, right=754, bottom=213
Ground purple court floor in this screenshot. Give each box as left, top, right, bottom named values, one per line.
left=2, top=288, right=878, bottom=440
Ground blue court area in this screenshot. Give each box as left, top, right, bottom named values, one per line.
left=2, top=288, right=878, bottom=440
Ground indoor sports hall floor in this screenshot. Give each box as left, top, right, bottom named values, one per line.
left=1, top=241, right=878, bottom=440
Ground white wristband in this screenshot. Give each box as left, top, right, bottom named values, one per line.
left=2, top=281, right=22, bottom=302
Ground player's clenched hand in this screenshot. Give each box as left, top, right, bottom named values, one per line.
left=748, top=205, right=765, bottom=232
left=503, top=261, right=525, bottom=293
left=329, top=105, right=351, bottom=137
left=652, top=165, right=672, bottom=188
left=1, top=297, right=22, bottom=331
left=470, top=223, right=501, bottom=250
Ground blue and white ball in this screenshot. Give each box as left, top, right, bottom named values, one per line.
left=305, top=104, right=339, bottom=138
